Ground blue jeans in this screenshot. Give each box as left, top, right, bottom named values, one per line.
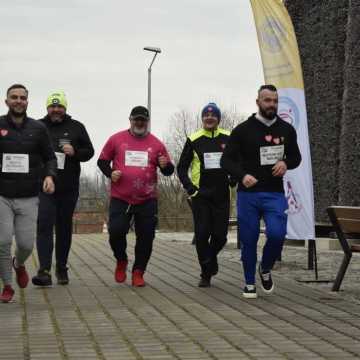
left=237, top=192, right=288, bottom=285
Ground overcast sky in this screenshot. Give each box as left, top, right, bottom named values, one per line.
left=0, top=0, right=263, bottom=173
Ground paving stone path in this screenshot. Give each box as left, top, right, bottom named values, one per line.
left=1, top=233, right=360, bottom=360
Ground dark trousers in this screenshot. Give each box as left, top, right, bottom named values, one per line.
left=108, top=197, right=157, bottom=271
left=192, top=196, right=229, bottom=278
left=37, top=191, right=79, bottom=271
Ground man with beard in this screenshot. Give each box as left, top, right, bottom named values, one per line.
left=0, top=84, right=56, bottom=302
left=221, top=85, right=301, bottom=299
left=32, top=91, right=94, bottom=287
left=177, top=103, right=233, bottom=287
left=97, top=106, right=174, bottom=287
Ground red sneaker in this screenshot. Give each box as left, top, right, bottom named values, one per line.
left=115, top=260, right=128, bottom=283
left=13, top=257, right=29, bottom=288
left=132, top=269, right=145, bottom=287
left=0, top=285, right=15, bottom=303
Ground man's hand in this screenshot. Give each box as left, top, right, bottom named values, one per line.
left=242, top=174, right=258, bottom=188
left=111, top=170, right=122, bottom=183
left=158, top=155, right=168, bottom=169
left=272, top=160, right=287, bottom=177
left=43, top=176, right=55, bottom=194
left=62, top=144, right=75, bottom=157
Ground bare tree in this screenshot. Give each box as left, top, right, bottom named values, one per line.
left=78, top=170, right=110, bottom=218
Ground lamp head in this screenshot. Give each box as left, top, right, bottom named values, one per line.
left=144, top=46, right=162, bottom=53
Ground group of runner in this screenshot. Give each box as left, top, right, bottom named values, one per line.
left=0, top=83, right=300, bottom=302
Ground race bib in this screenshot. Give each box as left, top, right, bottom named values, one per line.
left=204, top=152, right=222, bottom=169
left=125, top=151, right=148, bottom=167
left=2, top=153, right=29, bottom=173
left=55, top=152, right=66, bottom=170
left=260, top=145, right=284, bottom=165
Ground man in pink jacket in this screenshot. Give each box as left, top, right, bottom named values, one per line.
left=97, top=106, right=174, bottom=286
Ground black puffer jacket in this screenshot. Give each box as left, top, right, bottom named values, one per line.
left=0, top=114, right=57, bottom=198
left=39, top=114, right=94, bottom=193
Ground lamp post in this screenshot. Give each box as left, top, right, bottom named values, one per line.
left=144, top=46, right=161, bottom=126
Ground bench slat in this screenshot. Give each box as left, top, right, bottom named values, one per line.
left=332, top=206, right=360, bottom=220
left=351, top=244, right=360, bottom=252
left=337, top=218, right=360, bottom=233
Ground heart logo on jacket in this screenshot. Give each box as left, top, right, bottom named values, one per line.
left=265, top=135, right=272, bottom=142
left=0, top=129, right=8, bottom=137
left=273, top=138, right=280, bottom=145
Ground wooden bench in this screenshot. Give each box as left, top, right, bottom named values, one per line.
left=327, top=206, right=360, bottom=291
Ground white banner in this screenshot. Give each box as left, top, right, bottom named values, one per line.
left=278, top=89, right=315, bottom=239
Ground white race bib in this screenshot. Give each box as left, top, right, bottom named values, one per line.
left=55, top=152, right=66, bottom=170
left=125, top=151, right=148, bottom=167
left=260, top=145, right=284, bottom=165
left=2, top=153, right=29, bottom=173
left=204, top=152, right=222, bottom=169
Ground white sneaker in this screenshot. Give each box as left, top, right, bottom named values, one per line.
left=243, top=284, right=257, bottom=299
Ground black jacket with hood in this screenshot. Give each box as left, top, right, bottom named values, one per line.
left=39, top=114, right=94, bottom=193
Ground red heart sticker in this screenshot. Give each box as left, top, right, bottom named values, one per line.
left=265, top=135, right=272, bottom=142
left=0, top=129, right=8, bottom=137
left=273, top=138, right=280, bottom=145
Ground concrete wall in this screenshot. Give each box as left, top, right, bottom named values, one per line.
left=285, top=0, right=360, bottom=221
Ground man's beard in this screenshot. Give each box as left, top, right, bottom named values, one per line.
left=50, top=115, right=64, bottom=123
left=132, top=126, right=147, bottom=136
left=9, top=108, right=26, bottom=118
left=259, top=106, right=277, bottom=120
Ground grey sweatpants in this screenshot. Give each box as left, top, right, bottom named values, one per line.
left=0, top=196, right=38, bottom=286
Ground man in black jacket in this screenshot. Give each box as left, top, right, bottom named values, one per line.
left=0, top=84, right=56, bottom=303
left=221, top=85, right=301, bottom=299
left=177, top=103, right=233, bottom=287
left=32, top=91, right=94, bottom=287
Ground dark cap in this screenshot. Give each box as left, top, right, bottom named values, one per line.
left=130, top=106, right=149, bottom=120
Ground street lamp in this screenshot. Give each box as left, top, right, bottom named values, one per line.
left=144, top=46, right=162, bottom=125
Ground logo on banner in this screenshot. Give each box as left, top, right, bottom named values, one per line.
left=260, top=17, right=287, bottom=53
left=285, top=181, right=302, bottom=214
left=278, top=96, right=300, bottom=130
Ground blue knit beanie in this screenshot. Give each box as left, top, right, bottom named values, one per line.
left=201, top=102, right=221, bottom=121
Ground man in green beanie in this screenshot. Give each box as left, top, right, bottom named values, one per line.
left=32, top=91, right=94, bottom=286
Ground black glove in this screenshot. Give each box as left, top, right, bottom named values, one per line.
left=187, top=185, right=199, bottom=197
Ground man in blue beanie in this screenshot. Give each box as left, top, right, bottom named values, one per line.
left=177, top=103, right=235, bottom=287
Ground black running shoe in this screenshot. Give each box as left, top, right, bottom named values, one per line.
left=32, top=269, right=52, bottom=287
left=258, top=265, right=274, bottom=294
left=56, top=267, right=69, bottom=285
left=198, top=276, right=211, bottom=288
left=243, top=284, right=257, bottom=299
